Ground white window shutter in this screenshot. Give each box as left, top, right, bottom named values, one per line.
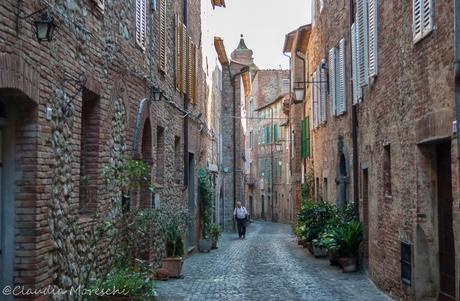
left=351, top=23, right=362, bottom=105
left=413, top=0, right=422, bottom=40
left=311, top=75, right=316, bottom=128
left=312, top=72, right=319, bottom=127
left=338, top=38, right=346, bottom=114
left=422, top=0, right=433, bottom=35
left=320, top=60, right=328, bottom=120
left=413, top=0, right=433, bottom=42
left=136, top=0, right=147, bottom=49
left=328, top=48, right=337, bottom=116
left=368, top=0, right=378, bottom=77
left=356, top=0, right=369, bottom=87
left=318, top=68, right=326, bottom=123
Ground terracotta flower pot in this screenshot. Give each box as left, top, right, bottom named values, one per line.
left=161, top=257, right=183, bottom=278
left=339, top=256, right=358, bottom=273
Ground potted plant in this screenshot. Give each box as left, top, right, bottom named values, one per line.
left=334, top=221, right=363, bottom=272
left=161, top=222, right=185, bottom=278
left=312, top=238, right=328, bottom=258
left=89, top=265, right=155, bottom=301
left=210, top=223, right=221, bottom=249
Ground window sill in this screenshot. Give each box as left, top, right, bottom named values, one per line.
left=384, top=194, right=393, bottom=201
left=413, top=29, right=433, bottom=45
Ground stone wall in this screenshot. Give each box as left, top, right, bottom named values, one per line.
left=0, top=0, right=205, bottom=299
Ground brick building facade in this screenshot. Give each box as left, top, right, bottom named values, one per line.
left=302, top=0, right=460, bottom=300
left=0, top=0, right=207, bottom=299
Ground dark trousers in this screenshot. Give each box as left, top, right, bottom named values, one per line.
left=236, top=218, right=247, bottom=237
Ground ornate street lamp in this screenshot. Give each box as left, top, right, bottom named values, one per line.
left=34, top=13, right=56, bottom=42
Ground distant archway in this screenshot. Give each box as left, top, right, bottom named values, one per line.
left=336, top=136, right=349, bottom=207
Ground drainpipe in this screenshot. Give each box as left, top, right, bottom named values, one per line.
left=349, top=0, right=359, bottom=217
left=183, top=0, right=189, bottom=185
left=455, top=0, right=460, bottom=194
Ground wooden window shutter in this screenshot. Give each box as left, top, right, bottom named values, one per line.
left=181, top=24, right=187, bottom=93
left=413, top=0, right=433, bottom=42
left=356, top=0, right=369, bottom=87
left=159, top=0, right=166, bottom=72
left=338, top=38, right=346, bottom=115
left=135, top=0, right=146, bottom=49
left=368, top=0, right=378, bottom=77
left=300, top=120, right=304, bottom=158
left=305, top=117, right=310, bottom=157
left=351, top=23, right=362, bottom=105
left=187, top=37, right=196, bottom=103
left=192, top=44, right=197, bottom=102
left=328, top=47, right=337, bottom=116
left=175, top=15, right=182, bottom=91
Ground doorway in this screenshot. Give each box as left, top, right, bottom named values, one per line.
left=249, top=196, right=253, bottom=218
left=437, top=142, right=455, bottom=301
left=187, top=153, right=195, bottom=250
left=362, top=168, right=369, bottom=267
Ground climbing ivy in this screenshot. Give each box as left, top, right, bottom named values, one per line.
left=198, top=168, right=214, bottom=239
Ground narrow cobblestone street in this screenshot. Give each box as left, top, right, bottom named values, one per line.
left=156, top=222, right=391, bottom=301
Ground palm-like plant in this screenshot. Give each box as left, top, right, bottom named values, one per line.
left=330, top=221, right=363, bottom=257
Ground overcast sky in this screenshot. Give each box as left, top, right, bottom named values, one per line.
left=201, top=0, right=311, bottom=71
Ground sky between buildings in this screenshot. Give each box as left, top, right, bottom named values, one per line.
left=201, top=0, right=312, bottom=72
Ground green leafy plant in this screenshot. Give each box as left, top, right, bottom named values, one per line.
left=198, top=168, right=214, bottom=239
left=296, top=201, right=335, bottom=242
left=327, top=221, right=363, bottom=257
left=102, top=159, right=151, bottom=192
left=209, top=223, right=221, bottom=241
left=88, top=265, right=155, bottom=301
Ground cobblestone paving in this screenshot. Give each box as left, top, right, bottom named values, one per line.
left=156, top=221, right=392, bottom=301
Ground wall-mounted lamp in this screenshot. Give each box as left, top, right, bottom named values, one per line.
left=17, top=7, right=57, bottom=42
left=34, top=13, right=56, bottom=42
left=293, top=61, right=328, bottom=103
left=151, top=87, right=163, bottom=101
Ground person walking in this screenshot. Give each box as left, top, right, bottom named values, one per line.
left=233, top=201, right=248, bottom=239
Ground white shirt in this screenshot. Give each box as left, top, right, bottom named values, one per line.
left=234, top=207, right=248, bottom=219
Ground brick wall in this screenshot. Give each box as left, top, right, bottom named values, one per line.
left=0, top=0, right=205, bottom=298
left=306, top=0, right=459, bottom=300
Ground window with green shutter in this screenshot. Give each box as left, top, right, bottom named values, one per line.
left=265, top=127, right=270, bottom=144
left=274, top=124, right=278, bottom=143
left=301, top=117, right=311, bottom=159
